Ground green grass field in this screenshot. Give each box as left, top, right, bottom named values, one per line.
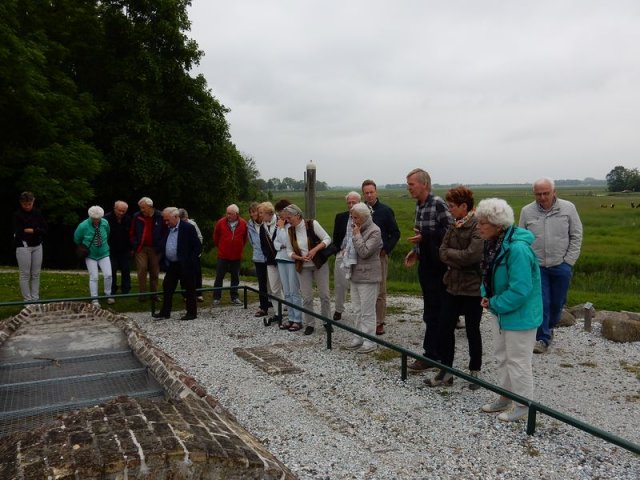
left=2, top=186, right=638, bottom=315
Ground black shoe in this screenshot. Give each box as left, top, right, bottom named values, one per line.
left=304, top=326, right=315, bottom=335
left=333, top=311, right=342, bottom=321
left=180, top=314, right=197, bottom=321
left=152, top=312, right=170, bottom=320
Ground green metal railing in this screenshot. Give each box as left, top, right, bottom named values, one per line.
left=2, top=286, right=639, bottom=456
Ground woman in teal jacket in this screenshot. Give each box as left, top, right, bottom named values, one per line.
left=74, top=206, right=112, bottom=307
left=476, top=198, right=542, bottom=422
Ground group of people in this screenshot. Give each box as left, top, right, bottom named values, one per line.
left=402, top=169, right=582, bottom=422
left=13, top=169, right=582, bottom=421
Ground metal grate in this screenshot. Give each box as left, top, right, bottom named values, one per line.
left=0, top=351, right=164, bottom=437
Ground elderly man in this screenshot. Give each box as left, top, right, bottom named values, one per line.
left=519, top=177, right=583, bottom=353
left=152, top=207, right=202, bottom=321
left=332, top=191, right=361, bottom=321
left=404, top=168, right=452, bottom=370
left=130, top=197, right=165, bottom=300
left=362, top=179, right=401, bottom=335
left=212, top=204, right=248, bottom=305
left=105, top=200, right=131, bottom=303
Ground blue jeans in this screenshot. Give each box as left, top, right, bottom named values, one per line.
left=538, top=263, right=573, bottom=345
left=277, top=260, right=302, bottom=322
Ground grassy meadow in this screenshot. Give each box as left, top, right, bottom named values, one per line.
left=2, top=185, right=638, bottom=315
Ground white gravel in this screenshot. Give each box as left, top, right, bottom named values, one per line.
left=130, top=293, right=640, bottom=480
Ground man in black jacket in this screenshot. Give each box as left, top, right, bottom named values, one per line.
left=332, top=191, right=361, bottom=321
left=105, top=200, right=131, bottom=303
left=153, top=207, right=202, bottom=321
left=362, top=179, right=401, bottom=335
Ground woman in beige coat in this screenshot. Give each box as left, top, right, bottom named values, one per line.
left=345, top=203, right=382, bottom=353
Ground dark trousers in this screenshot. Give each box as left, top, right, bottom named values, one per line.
left=160, top=261, right=197, bottom=316
left=254, top=261, right=271, bottom=311
left=538, top=263, right=573, bottom=345
left=439, top=291, right=483, bottom=371
left=180, top=258, right=203, bottom=296
left=109, top=251, right=131, bottom=295
left=418, top=261, right=446, bottom=361
left=213, top=259, right=241, bottom=300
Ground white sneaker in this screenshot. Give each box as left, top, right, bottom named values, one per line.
left=231, top=298, right=243, bottom=306
left=107, top=298, right=116, bottom=305
left=481, top=397, right=512, bottom=413
left=213, top=299, right=221, bottom=306
left=498, top=405, right=529, bottom=422
left=356, top=344, right=377, bottom=354
left=91, top=300, right=101, bottom=309
left=346, top=339, right=363, bottom=350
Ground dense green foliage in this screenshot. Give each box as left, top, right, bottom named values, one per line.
left=1, top=0, right=258, bottom=265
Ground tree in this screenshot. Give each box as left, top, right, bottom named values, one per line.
left=606, top=166, right=639, bottom=192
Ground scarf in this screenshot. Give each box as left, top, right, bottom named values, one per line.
left=341, top=217, right=358, bottom=279
left=481, top=229, right=506, bottom=298
left=93, top=222, right=103, bottom=247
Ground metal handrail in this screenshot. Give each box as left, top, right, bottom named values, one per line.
left=2, top=286, right=638, bottom=455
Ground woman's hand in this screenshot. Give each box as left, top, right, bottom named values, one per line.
left=480, top=297, right=490, bottom=309
left=352, top=222, right=361, bottom=236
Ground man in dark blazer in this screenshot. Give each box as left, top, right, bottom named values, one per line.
left=332, top=191, right=361, bottom=320
left=153, top=207, right=202, bottom=321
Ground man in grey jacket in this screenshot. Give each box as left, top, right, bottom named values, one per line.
left=519, top=178, right=583, bottom=353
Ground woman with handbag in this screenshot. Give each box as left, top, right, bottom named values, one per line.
left=283, top=204, right=332, bottom=335
left=74, top=206, right=113, bottom=308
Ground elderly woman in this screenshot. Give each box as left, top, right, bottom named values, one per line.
left=426, top=186, right=484, bottom=387
left=284, top=204, right=332, bottom=335
left=74, top=206, right=113, bottom=308
left=259, top=202, right=284, bottom=319
left=247, top=202, right=271, bottom=317
left=345, top=202, right=382, bottom=353
left=274, top=199, right=303, bottom=329
left=476, top=198, right=542, bottom=422
left=13, top=191, right=47, bottom=302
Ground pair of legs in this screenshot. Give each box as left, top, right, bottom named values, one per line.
left=375, top=252, right=389, bottom=327
left=16, top=245, right=43, bottom=301
left=277, top=260, right=302, bottom=323
left=492, top=322, right=537, bottom=405
left=333, top=254, right=350, bottom=314
left=439, top=292, right=483, bottom=370
left=254, top=261, right=271, bottom=312
left=350, top=282, right=379, bottom=349
left=135, top=246, right=160, bottom=296
left=85, top=257, right=112, bottom=300
left=213, top=258, right=241, bottom=301
left=266, top=264, right=283, bottom=315
left=297, top=264, right=330, bottom=328
left=537, top=263, right=573, bottom=345
left=109, top=251, right=131, bottom=295
left=418, top=262, right=446, bottom=361
left=160, top=262, right=197, bottom=317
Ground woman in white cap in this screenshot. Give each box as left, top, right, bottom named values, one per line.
left=74, top=206, right=113, bottom=307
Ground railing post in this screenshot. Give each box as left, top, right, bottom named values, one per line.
left=526, top=406, right=537, bottom=435
left=325, top=322, right=333, bottom=350
left=401, top=353, right=408, bottom=381
left=583, top=302, right=594, bottom=332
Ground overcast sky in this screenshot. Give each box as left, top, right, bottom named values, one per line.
left=187, top=0, right=640, bottom=187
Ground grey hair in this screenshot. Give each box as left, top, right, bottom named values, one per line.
left=19, top=191, right=35, bottom=202
left=138, top=197, right=153, bottom=207
left=283, top=204, right=303, bottom=217
left=475, top=198, right=514, bottom=230
left=178, top=208, right=188, bottom=219
left=163, top=207, right=180, bottom=218
left=345, top=191, right=361, bottom=201
left=88, top=205, right=104, bottom=219
left=406, top=168, right=431, bottom=188
left=114, top=200, right=128, bottom=209
left=532, top=177, right=555, bottom=191
left=350, top=202, right=371, bottom=219
left=227, top=204, right=240, bottom=214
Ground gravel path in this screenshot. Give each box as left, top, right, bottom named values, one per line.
left=130, top=293, right=640, bottom=479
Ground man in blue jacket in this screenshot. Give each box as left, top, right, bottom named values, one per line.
left=153, top=207, right=202, bottom=321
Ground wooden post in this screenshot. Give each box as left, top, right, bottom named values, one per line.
left=305, top=160, right=316, bottom=219
left=584, top=302, right=593, bottom=332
